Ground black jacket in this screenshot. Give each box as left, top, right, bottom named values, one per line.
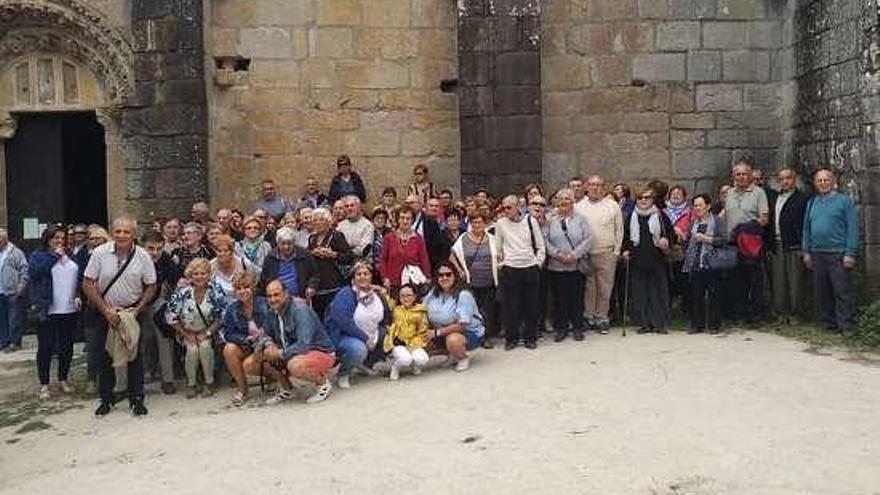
left=257, top=247, right=320, bottom=297
left=328, top=172, right=367, bottom=204
left=768, top=189, right=809, bottom=252
left=414, top=213, right=450, bottom=274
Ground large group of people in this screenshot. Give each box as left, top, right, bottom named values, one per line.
left=0, top=154, right=862, bottom=417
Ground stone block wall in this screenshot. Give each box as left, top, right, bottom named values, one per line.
left=790, top=0, right=880, bottom=277
left=206, top=0, right=459, bottom=209
left=121, top=0, right=210, bottom=220
left=542, top=0, right=791, bottom=195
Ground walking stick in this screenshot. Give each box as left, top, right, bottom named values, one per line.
left=622, top=257, right=630, bottom=337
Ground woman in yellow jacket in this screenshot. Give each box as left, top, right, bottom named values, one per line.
left=383, top=284, right=430, bottom=380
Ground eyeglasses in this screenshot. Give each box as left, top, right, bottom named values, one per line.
left=437, top=272, right=454, bottom=278
left=74, top=231, right=88, bottom=235
left=502, top=205, right=515, bottom=210
left=529, top=202, right=546, bottom=207
left=638, top=195, right=653, bottom=200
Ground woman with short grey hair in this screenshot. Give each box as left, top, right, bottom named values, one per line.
left=545, top=188, right=593, bottom=342
left=308, top=208, right=355, bottom=319
left=256, top=226, right=319, bottom=299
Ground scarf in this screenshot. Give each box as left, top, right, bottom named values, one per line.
left=241, top=238, right=261, bottom=262
left=665, top=202, right=689, bottom=225
left=629, top=206, right=662, bottom=247
left=353, top=284, right=376, bottom=306
left=683, top=214, right=716, bottom=273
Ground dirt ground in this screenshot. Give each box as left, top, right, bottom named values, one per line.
left=0, top=330, right=878, bottom=495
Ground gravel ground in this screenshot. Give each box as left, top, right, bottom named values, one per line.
left=0, top=330, right=878, bottom=495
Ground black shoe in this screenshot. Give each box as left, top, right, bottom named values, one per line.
left=553, top=332, right=567, bottom=343
left=504, top=341, right=518, bottom=351
left=130, top=397, right=148, bottom=416
left=637, top=327, right=650, bottom=334
left=573, top=330, right=585, bottom=341
left=708, top=327, right=721, bottom=334
left=95, top=400, right=113, bottom=416
left=161, top=382, right=177, bottom=395
left=481, top=339, right=495, bottom=349
left=524, top=341, right=537, bottom=350
left=656, top=328, right=669, bottom=335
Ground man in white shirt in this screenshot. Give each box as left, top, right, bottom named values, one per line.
left=574, top=175, right=623, bottom=334
left=494, top=195, right=546, bottom=350
left=0, top=228, right=28, bottom=352
left=335, top=195, right=373, bottom=257
left=83, top=217, right=157, bottom=417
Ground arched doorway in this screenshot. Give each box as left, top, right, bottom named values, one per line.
left=0, top=0, right=133, bottom=246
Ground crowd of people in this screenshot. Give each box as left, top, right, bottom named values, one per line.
left=0, top=153, right=861, bottom=417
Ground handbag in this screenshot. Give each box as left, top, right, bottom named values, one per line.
left=560, top=218, right=591, bottom=276
left=705, top=245, right=739, bottom=271
left=401, top=264, right=428, bottom=285
left=152, top=301, right=175, bottom=339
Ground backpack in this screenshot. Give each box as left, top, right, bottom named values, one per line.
left=736, top=229, right=764, bottom=260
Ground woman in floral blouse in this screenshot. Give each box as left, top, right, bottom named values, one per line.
left=167, top=258, right=226, bottom=398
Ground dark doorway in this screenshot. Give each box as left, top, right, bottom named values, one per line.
left=5, top=112, right=106, bottom=251
left=457, top=0, right=542, bottom=196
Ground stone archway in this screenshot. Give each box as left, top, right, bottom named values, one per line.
left=0, top=0, right=134, bottom=227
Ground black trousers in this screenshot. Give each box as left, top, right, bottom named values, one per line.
left=548, top=270, right=585, bottom=334
left=732, top=261, right=766, bottom=322
left=536, top=268, right=548, bottom=332
left=812, top=252, right=857, bottom=331
left=37, top=314, right=77, bottom=385
left=96, top=317, right=145, bottom=402
left=689, top=270, right=721, bottom=330
left=471, top=286, right=499, bottom=339
left=499, top=266, right=541, bottom=344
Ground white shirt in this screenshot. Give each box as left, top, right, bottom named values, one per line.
left=49, top=256, right=79, bottom=315
left=353, top=295, right=384, bottom=344
left=0, top=245, right=9, bottom=276
left=336, top=217, right=373, bottom=256
left=493, top=215, right=546, bottom=268
left=774, top=190, right=793, bottom=241
left=83, top=243, right=157, bottom=308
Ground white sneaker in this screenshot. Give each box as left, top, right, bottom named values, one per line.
left=389, top=365, right=400, bottom=381
left=60, top=381, right=74, bottom=394
left=39, top=385, right=51, bottom=401
left=265, top=388, right=295, bottom=405
left=338, top=374, right=351, bottom=389
left=412, top=365, right=422, bottom=376
left=306, top=380, right=332, bottom=403
left=454, top=357, right=470, bottom=372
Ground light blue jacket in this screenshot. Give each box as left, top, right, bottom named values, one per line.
left=0, top=242, right=28, bottom=296
left=544, top=213, right=593, bottom=272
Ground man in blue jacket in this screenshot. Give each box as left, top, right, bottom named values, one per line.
left=261, top=280, right=336, bottom=405
left=802, top=169, right=860, bottom=334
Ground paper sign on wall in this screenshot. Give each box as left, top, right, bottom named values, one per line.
left=22, top=218, right=39, bottom=240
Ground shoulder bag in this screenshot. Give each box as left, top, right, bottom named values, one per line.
left=560, top=218, right=591, bottom=275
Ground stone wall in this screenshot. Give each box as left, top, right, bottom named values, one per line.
left=205, top=0, right=459, bottom=209
left=541, top=0, right=791, bottom=195
left=789, top=0, right=880, bottom=276
left=120, top=0, right=210, bottom=221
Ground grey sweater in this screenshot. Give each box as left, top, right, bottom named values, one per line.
left=545, top=213, right=593, bottom=272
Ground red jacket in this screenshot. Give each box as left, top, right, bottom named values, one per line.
left=379, top=231, right=431, bottom=287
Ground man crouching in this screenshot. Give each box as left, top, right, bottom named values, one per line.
left=258, top=279, right=336, bottom=405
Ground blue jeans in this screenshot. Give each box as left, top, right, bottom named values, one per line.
left=0, top=294, right=23, bottom=347
left=336, top=330, right=385, bottom=375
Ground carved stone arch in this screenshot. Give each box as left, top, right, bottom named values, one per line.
left=0, top=0, right=134, bottom=103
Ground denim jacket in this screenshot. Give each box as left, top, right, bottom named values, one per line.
left=263, top=298, right=335, bottom=362
left=221, top=298, right=269, bottom=348
left=0, top=243, right=29, bottom=296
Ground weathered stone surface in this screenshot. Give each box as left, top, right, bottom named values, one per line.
left=337, top=60, right=409, bottom=89
left=696, top=84, right=743, bottom=111
left=544, top=55, right=591, bottom=89
left=633, top=53, right=686, bottom=81
left=343, top=130, right=401, bottom=156
left=586, top=0, right=637, bottom=20
left=672, top=130, right=706, bottom=148
left=672, top=113, right=715, bottom=129
left=255, top=0, right=314, bottom=26
left=356, top=29, right=419, bottom=60
left=668, top=0, right=716, bottom=19
left=723, top=50, right=770, bottom=81
left=672, top=149, right=731, bottom=177
left=657, top=22, right=701, bottom=51
left=411, top=0, right=456, bottom=28
left=238, top=28, right=292, bottom=59
left=249, top=60, right=299, bottom=87
left=637, top=0, right=667, bottom=18
left=316, top=0, right=360, bottom=25
left=309, top=27, right=354, bottom=58
left=688, top=51, right=722, bottom=81
left=703, top=22, right=749, bottom=49
left=362, top=0, right=411, bottom=27
left=717, top=0, right=766, bottom=20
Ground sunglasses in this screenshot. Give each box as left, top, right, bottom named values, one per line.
left=502, top=205, right=515, bottom=210
left=437, top=272, right=454, bottom=278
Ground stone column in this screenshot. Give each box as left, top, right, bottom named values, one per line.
left=0, top=111, right=17, bottom=228
left=457, top=0, right=542, bottom=195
